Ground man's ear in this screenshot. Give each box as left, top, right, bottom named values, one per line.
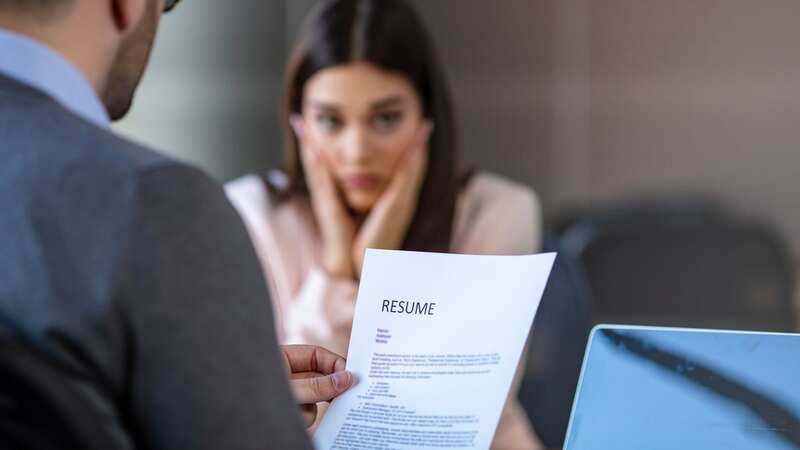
left=110, top=0, right=147, bottom=34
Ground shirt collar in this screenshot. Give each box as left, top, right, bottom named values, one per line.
left=0, top=28, right=110, bottom=127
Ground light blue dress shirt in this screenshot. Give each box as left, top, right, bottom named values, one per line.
left=0, top=27, right=110, bottom=127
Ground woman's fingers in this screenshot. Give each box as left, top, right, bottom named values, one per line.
left=350, top=121, right=433, bottom=276
left=386, top=120, right=433, bottom=193
left=415, top=120, right=435, bottom=154
left=292, top=115, right=337, bottom=199
left=291, top=115, right=326, bottom=189
left=292, top=117, right=347, bottom=222
left=373, top=120, right=432, bottom=211
left=291, top=116, right=356, bottom=278
left=404, top=120, right=434, bottom=168
left=291, top=116, right=347, bottom=213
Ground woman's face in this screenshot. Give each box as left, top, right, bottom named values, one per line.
left=301, top=62, right=425, bottom=213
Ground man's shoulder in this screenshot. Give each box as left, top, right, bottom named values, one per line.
left=0, top=71, right=162, bottom=167
left=0, top=83, right=195, bottom=189
left=0, top=84, right=228, bottom=241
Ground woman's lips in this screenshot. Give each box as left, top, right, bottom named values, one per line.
left=344, top=174, right=381, bottom=190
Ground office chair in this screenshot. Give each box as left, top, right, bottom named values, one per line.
left=518, top=233, right=593, bottom=448
left=552, top=195, right=723, bottom=236
left=560, top=202, right=796, bottom=332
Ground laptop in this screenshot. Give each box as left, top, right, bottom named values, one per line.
left=563, top=325, right=800, bottom=450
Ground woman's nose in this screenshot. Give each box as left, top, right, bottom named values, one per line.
left=340, top=126, right=372, bottom=164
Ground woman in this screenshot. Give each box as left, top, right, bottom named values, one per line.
left=226, top=0, right=543, bottom=447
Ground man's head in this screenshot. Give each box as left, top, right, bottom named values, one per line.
left=0, top=0, right=176, bottom=120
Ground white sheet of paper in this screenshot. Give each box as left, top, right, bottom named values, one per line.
left=314, top=249, right=556, bottom=450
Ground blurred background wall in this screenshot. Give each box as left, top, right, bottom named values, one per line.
left=115, top=0, right=288, bottom=179
left=115, top=0, right=800, bottom=255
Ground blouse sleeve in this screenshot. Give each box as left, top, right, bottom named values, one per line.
left=225, top=175, right=360, bottom=357
left=454, top=177, right=543, bottom=256
left=283, top=268, right=358, bottom=356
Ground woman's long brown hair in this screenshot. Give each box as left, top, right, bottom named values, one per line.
left=276, top=0, right=460, bottom=252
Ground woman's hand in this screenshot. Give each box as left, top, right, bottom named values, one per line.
left=292, top=115, right=357, bottom=279
left=282, top=345, right=354, bottom=428
left=351, top=121, right=433, bottom=277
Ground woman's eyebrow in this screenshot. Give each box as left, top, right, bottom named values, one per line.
left=370, top=96, right=406, bottom=110
left=307, top=100, right=340, bottom=111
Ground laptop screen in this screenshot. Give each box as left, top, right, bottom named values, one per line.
left=564, top=326, right=800, bottom=450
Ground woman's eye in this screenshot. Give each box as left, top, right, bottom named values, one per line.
left=372, top=111, right=404, bottom=132
left=315, top=114, right=342, bottom=133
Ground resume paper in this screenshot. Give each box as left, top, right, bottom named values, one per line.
left=315, top=249, right=556, bottom=450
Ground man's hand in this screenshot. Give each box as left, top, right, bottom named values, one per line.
left=282, top=345, right=355, bottom=427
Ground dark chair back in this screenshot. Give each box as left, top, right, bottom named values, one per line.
left=561, top=203, right=796, bottom=332
left=519, top=233, right=593, bottom=449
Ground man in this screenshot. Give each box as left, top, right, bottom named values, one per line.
left=0, top=0, right=353, bottom=448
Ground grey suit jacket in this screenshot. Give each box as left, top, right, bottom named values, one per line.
left=0, top=74, right=313, bottom=450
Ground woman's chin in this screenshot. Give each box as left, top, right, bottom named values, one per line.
left=345, top=193, right=378, bottom=214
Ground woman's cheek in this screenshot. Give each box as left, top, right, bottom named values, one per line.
left=378, top=135, right=413, bottom=171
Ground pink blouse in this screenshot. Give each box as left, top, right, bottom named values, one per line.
left=226, top=171, right=544, bottom=450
